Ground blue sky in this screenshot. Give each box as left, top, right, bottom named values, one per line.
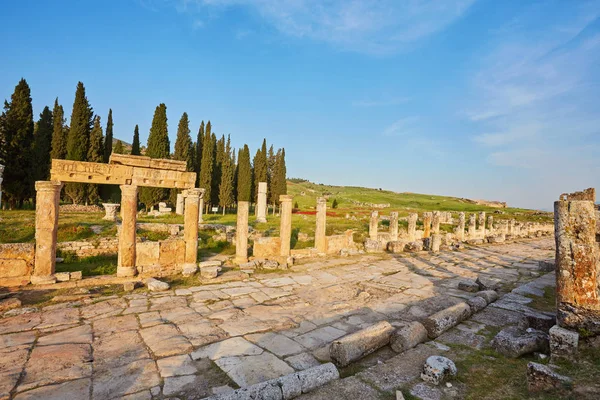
left=1, top=0, right=599, bottom=209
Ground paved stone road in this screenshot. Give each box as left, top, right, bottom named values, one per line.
left=0, top=238, right=554, bottom=400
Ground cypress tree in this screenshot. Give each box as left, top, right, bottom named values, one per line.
left=113, top=140, right=124, bottom=154
left=131, top=124, right=141, bottom=155
left=50, top=98, right=67, bottom=160
left=140, top=103, right=170, bottom=209
left=33, top=106, right=54, bottom=182
left=267, top=144, right=276, bottom=209
left=199, top=121, right=213, bottom=209
left=65, top=82, right=93, bottom=204
left=103, top=109, right=113, bottom=162
left=0, top=79, right=35, bottom=208
left=212, top=134, right=224, bottom=206
left=252, top=138, right=268, bottom=203
left=218, top=135, right=234, bottom=214
left=279, top=148, right=287, bottom=195
left=173, top=112, right=193, bottom=170
left=236, top=144, right=252, bottom=202
left=195, top=121, right=204, bottom=187
left=87, top=115, right=104, bottom=203
left=269, top=148, right=280, bottom=210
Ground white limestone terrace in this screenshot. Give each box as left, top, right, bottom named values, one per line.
left=0, top=237, right=555, bottom=399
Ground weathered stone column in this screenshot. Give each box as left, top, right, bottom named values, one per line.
left=198, top=198, right=204, bottom=223
left=408, top=213, right=418, bottom=241
left=423, top=212, right=432, bottom=238
left=315, top=197, right=327, bottom=254
left=117, top=185, right=138, bottom=277
left=32, top=181, right=63, bottom=284
left=457, top=212, right=465, bottom=241
left=369, top=211, right=379, bottom=240
left=102, top=203, right=120, bottom=221
left=389, top=212, right=399, bottom=241
left=235, top=201, right=249, bottom=264
left=176, top=193, right=184, bottom=215
left=478, top=212, right=486, bottom=236
left=256, top=182, right=268, bottom=223
left=467, top=214, right=476, bottom=238
left=183, top=189, right=202, bottom=270
left=487, top=215, right=494, bottom=234
left=508, top=219, right=515, bottom=235
left=0, top=164, right=4, bottom=209
left=279, top=195, right=293, bottom=258
left=554, top=188, right=600, bottom=334
left=431, top=211, right=440, bottom=234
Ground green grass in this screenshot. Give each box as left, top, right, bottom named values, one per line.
left=56, top=254, right=118, bottom=276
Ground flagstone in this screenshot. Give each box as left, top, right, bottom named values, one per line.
left=214, top=352, right=295, bottom=387
left=13, top=378, right=91, bottom=400
left=140, top=324, right=192, bottom=358
left=191, top=337, right=263, bottom=361
left=245, top=332, right=305, bottom=357
left=93, top=314, right=139, bottom=336
left=93, top=330, right=149, bottom=370
left=38, top=324, right=92, bottom=346
left=92, top=358, right=160, bottom=400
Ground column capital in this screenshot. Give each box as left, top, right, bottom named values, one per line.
left=184, top=188, right=203, bottom=198
left=120, top=184, right=138, bottom=196
left=279, top=195, right=293, bottom=203
left=316, top=197, right=327, bottom=204
left=35, top=180, right=63, bottom=192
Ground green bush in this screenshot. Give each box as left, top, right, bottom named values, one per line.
left=332, top=199, right=338, bottom=209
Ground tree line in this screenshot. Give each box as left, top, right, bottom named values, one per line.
left=0, top=79, right=287, bottom=212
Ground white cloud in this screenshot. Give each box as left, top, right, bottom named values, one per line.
left=170, top=0, right=477, bottom=54
left=382, top=116, right=420, bottom=136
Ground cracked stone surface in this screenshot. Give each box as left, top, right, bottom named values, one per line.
left=0, top=238, right=557, bottom=398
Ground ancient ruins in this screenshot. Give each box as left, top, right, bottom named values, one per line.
left=0, top=184, right=598, bottom=399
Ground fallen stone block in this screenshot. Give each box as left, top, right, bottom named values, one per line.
left=182, top=264, right=198, bottom=277
left=467, top=296, right=488, bottom=313
left=521, top=312, right=556, bottom=333
left=475, top=290, right=499, bottom=304
left=55, top=272, right=71, bottom=282
left=200, top=266, right=222, bottom=279
left=330, top=321, right=395, bottom=367
left=146, top=277, right=170, bottom=292
left=199, top=260, right=223, bottom=268
left=364, top=239, right=383, bottom=253
left=123, top=281, right=136, bottom=291
left=538, top=260, right=555, bottom=272
left=390, top=321, right=428, bottom=353
left=487, top=234, right=505, bottom=243
left=238, top=261, right=257, bottom=269
left=527, top=362, right=572, bottom=393
left=405, top=241, right=424, bottom=252
left=491, top=326, right=549, bottom=358
left=422, top=303, right=472, bottom=339
left=458, top=279, right=479, bottom=293
left=297, top=363, right=340, bottom=394
left=549, top=325, right=578, bottom=360
left=387, top=240, right=407, bottom=253
left=421, top=356, right=457, bottom=385
left=70, top=271, right=82, bottom=280
left=262, top=260, right=280, bottom=270
left=0, top=297, right=22, bottom=313
left=476, top=276, right=502, bottom=291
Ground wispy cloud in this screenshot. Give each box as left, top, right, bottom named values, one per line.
left=382, top=116, right=420, bottom=136
left=165, top=0, right=477, bottom=54
left=352, top=96, right=409, bottom=107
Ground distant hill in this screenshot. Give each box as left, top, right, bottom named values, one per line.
left=112, top=138, right=145, bottom=155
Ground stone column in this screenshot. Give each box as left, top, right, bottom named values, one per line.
left=555, top=188, right=600, bottom=334
left=369, top=211, right=379, bottom=240
left=457, top=212, right=465, bottom=241
left=198, top=198, right=204, bottom=223
left=117, top=185, right=138, bottom=277
left=176, top=193, right=185, bottom=215
left=315, top=197, right=327, bottom=254
left=32, top=181, right=62, bottom=284
left=183, top=189, right=202, bottom=270
left=279, top=195, right=293, bottom=258
left=407, top=213, right=418, bottom=241
left=235, top=201, right=249, bottom=264
left=0, top=164, right=4, bottom=209
left=508, top=219, right=515, bottom=235
left=423, top=212, right=432, bottom=238
left=478, top=212, right=486, bottom=236
left=102, top=203, right=120, bottom=221
left=256, top=182, right=268, bottom=223
left=431, top=211, right=440, bottom=234
left=389, top=212, right=399, bottom=241
left=467, top=214, right=476, bottom=238
left=487, top=216, right=494, bottom=234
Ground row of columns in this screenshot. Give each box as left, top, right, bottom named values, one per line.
left=368, top=211, right=424, bottom=242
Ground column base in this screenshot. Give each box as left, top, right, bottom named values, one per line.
left=235, top=256, right=249, bottom=265
left=182, top=263, right=198, bottom=277
left=30, top=275, right=57, bottom=285
left=256, top=217, right=267, bottom=223
left=117, top=266, right=137, bottom=278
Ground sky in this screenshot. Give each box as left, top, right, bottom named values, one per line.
left=1, top=0, right=599, bottom=210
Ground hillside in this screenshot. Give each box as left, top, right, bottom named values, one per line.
left=287, top=180, right=552, bottom=223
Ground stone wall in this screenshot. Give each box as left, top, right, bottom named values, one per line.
left=0, top=243, right=34, bottom=286
left=253, top=237, right=281, bottom=258
left=136, top=239, right=186, bottom=277
left=325, top=230, right=356, bottom=255
left=57, top=238, right=119, bottom=258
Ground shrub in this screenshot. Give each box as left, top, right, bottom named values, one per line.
left=332, top=199, right=338, bottom=209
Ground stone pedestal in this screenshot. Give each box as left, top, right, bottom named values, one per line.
left=235, top=201, right=249, bottom=264
left=408, top=213, right=418, bottom=241
left=102, top=203, right=120, bottom=221
left=315, top=197, right=327, bottom=254
left=554, top=188, right=600, bottom=334
left=431, top=211, right=440, bottom=234
left=389, top=212, right=399, bottom=241
left=183, top=189, right=202, bottom=270
left=0, top=164, right=4, bottom=210
left=117, top=185, right=138, bottom=278
left=176, top=193, right=184, bottom=215
left=369, top=211, right=379, bottom=241
left=32, top=181, right=63, bottom=284
left=457, top=212, right=465, bottom=241
left=198, top=198, right=204, bottom=223
left=256, top=182, right=268, bottom=223
left=467, top=214, right=476, bottom=238
left=279, top=195, right=293, bottom=257
left=423, top=212, right=432, bottom=238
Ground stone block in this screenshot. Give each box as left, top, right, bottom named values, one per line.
left=364, top=239, right=383, bottom=253
left=527, top=362, right=572, bottom=392
left=491, top=326, right=549, bottom=358
left=538, top=260, right=555, bottom=272
left=200, top=266, right=221, bottom=279
left=123, top=281, right=136, bottom=291
left=146, top=278, right=170, bottom=292
left=549, top=325, right=578, bottom=360
left=422, top=303, right=472, bottom=338
left=253, top=237, right=281, bottom=259
left=421, top=356, right=457, bottom=385
left=0, top=297, right=22, bottom=313
left=262, top=260, right=280, bottom=270
left=199, top=260, right=222, bottom=268
left=136, top=241, right=160, bottom=267
left=182, top=264, right=198, bottom=277
left=475, top=290, right=499, bottom=304
left=390, top=321, right=428, bottom=353
left=70, top=271, right=82, bottom=280
left=330, top=321, right=395, bottom=367
left=405, top=241, right=424, bottom=252
left=387, top=240, right=407, bottom=253
left=521, top=312, right=556, bottom=333
left=55, top=272, right=70, bottom=282
left=476, top=276, right=502, bottom=291
left=467, top=296, right=488, bottom=313
left=458, top=280, right=479, bottom=292
left=297, top=363, right=340, bottom=394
